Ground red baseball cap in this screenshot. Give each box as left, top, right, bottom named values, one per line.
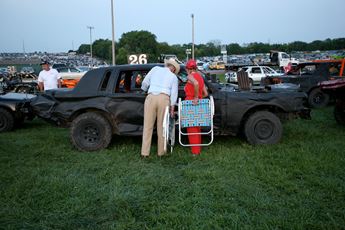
left=186, top=59, right=197, bottom=69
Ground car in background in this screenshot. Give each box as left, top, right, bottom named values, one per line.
left=56, top=67, right=86, bottom=80
left=209, top=61, right=226, bottom=70
left=265, top=59, right=345, bottom=108
left=52, top=63, right=67, bottom=69
left=77, top=66, right=91, bottom=72
left=225, top=66, right=283, bottom=85
left=56, top=67, right=87, bottom=89
left=0, top=93, right=36, bottom=132
left=197, top=62, right=205, bottom=71
left=20, top=67, right=35, bottom=75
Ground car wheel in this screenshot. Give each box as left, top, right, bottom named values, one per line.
left=244, top=111, right=282, bottom=145
left=16, top=86, right=32, bottom=94
left=334, top=103, right=345, bottom=126
left=249, top=78, right=254, bottom=87
left=308, top=88, right=330, bottom=108
left=0, top=108, right=15, bottom=132
left=70, top=112, right=112, bottom=151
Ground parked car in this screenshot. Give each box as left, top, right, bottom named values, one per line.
left=225, top=66, right=283, bottom=85
left=52, top=63, right=67, bottom=69
left=0, top=72, right=38, bottom=94
left=55, top=67, right=87, bottom=88
left=209, top=61, right=225, bottom=70
left=0, top=93, right=36, bottom=132
left=197, top=62, right=205, bottom=71
left=265, top=59, right=345, bottom=108
left=30, top=64, right=310, bottom=151
left=56, top=67, right=86, bottom=80
left=20, top=67, right=35, bottom=75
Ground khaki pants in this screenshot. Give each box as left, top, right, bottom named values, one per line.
left=141, top=94, right=170, bottom=156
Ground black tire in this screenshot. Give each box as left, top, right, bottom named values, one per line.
left=70, top=112, right=112, bottom=151
left=0, top=108, right=15, bottom=132
left=249, top=78, right=254, bottom=87
left=308, top=88, right=330, bottom=108
left=334, top=103, right=345, bottom=126
left=244, top=111, right=282, bottom=145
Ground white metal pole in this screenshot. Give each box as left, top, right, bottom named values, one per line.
left=87, top=26, right=94, bottom=67
left=111, top=0, right=116, bottom=65
left=191, top=14, right=195, bottom=60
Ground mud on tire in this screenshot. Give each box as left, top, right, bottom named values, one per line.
left=0, top=108, right=14, bottom=132
left=244, top=111, right=282, bottom=145
left=70, top=112, right=112, bottom=151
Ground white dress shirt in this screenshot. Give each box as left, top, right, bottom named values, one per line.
left=141, top=66, right=178, bottom=106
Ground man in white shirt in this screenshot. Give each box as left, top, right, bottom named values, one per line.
left=141, top=59, right=180, bottom=157
left=38, top=61, right=61, bottom=91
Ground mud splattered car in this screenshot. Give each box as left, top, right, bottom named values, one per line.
left=30, top=64, right=310, bottom=151
left=320, top=78, right=345, bottom=125
left=265, top=59, right=345, bottom=108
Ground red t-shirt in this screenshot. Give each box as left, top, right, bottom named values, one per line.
left=184, top=72, right=204, bottom=99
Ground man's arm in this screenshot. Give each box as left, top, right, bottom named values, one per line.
left=57, top=79, right=62, bottom=88
left=38, top=82, right=44, bottom=91
left=141, top=67, right=156, bottom=91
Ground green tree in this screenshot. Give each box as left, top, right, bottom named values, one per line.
left=93, top=39, right=112, bottom=61
left=117, top=30, right=158, bottom=64
left=77, top=44, right=90, bottom=54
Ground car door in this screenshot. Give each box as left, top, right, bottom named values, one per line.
left=106, top=67, right=151, bottom=135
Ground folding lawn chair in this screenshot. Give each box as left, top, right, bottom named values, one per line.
left=178, top=96, right=215, bottom=147
left=163, top=106, right=176, bottom=153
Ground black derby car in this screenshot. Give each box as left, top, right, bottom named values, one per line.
left=30, top=64, right=310, bottom=151
left=0, top=93, right=35, bottom=132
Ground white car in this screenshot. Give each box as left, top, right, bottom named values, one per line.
left=56, top=67, right=86, bottom=80
left=225, top=66, right=283, bottom=85
left=197, top=62, right=205, bottom=71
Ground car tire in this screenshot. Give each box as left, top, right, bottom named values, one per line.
left=0, top=108, right=15, bottom=132
left=70, top=112, right=112, bottom=151
left=308, top=88, right=330, bottom=108
left=244, top=111, right=282, bottom=145
left=249, top=78, right=254, bottom=87
left=334, top=103, right=345, bottom=126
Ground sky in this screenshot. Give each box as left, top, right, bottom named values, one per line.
left=0, top=0, right=345, bottom=53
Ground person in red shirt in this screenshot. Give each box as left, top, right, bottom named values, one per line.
left=184, top=59, right=208, bottom=155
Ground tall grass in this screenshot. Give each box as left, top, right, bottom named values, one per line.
left=0, top=107, right=344, bottom=229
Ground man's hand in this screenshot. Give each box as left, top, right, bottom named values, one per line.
left=170, top=106, right=175, bottom=118
left=192, top=97, right=198, bottom=105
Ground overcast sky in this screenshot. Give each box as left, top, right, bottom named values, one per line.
left=1, top=0, right=344, bottom=53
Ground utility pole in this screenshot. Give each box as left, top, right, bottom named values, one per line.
left=87, top=26, right=94, bottom=67
left=111, top=0, right=116, bottom=65
left=191, top=13, right=195, bottom=60
left=22, top=40, right=26, bottom=57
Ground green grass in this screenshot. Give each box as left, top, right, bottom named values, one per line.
left=1, top=107, right=345, bottom=229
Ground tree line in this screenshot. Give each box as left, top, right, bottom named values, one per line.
left=77, top=30, right=345, bottom=64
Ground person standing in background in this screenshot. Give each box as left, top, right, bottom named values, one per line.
left=38, top=61, right=61, bottom=91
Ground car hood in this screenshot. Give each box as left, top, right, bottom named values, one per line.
left=0, top=92, right=36, bottom=100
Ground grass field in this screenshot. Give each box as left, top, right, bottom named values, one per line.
left=1, top=107, right=344, bottom=229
